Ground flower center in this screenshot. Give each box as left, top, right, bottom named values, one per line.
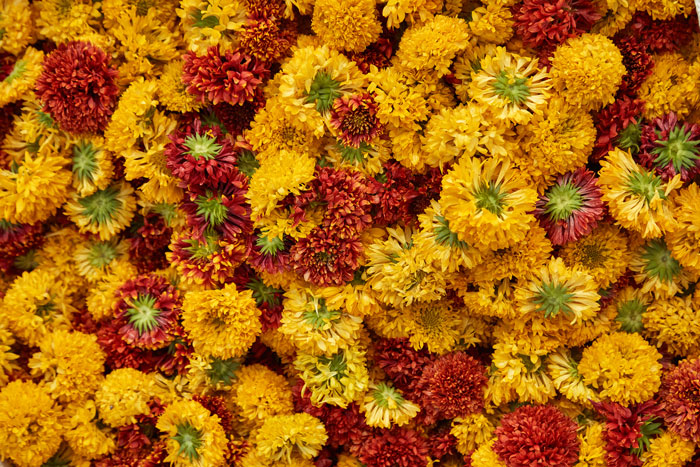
left=256, top=234, right=284, bottom=256
left=533, top=281, right=574, bottom=318
left=87, top=240, right=119, bottom=268
left=434, top=215, right=469, bottom=249
left=195, top=194, right=227, bottom=227
left=337, top=141, right=371, bottom=164
left=35, top=299, right=55, bottom=318
left=305, top=70, right=342, bottom=113
left=651, top=126, right=700, bottom=172
left=172, top=423, right=203, bottom=462
left=78, top=185, right=122, bottom=225
left=126, top=294, right=161, bottom=336
left=625, top=170, right=665, bottom=203
left=544, top=182, right=584, bottom=222
left=641, top=239, right=681, bottom=282
left=616, top=122, right=641, bottom=154
left=418, top=305, right=442, bottom=331
left=183, top=133, right=222, bottom=161
left=373, top=382, right=405, bottom=409
left=492, top=70, right=531, bottom=105
left=207, top=357, right=240, bottom=386
left=302, top=298, right=342, bottom=329
left=72, top=140, right=100, bottom=183
left=578, top=242, right=607, bottom=269
left=341, top=107, right=374, bottom=137
left=615, top=298, right=646, bottom=333
left=314, top=251, right=336, bottom=265
left=184, top=233, right=221, bottom=260
left=474, top=181, right=507, bottom=216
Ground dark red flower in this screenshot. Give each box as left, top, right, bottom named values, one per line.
left=225, top=437, right=251, bottom=465
left=239, top=15, right=297, bottom=65
left=359, top=427, right=430, bottom=467
left=660, top=358, right=700, bottom=443
left=374, top=162, right=420, bottom=226
left=330, top=93, right=384, bottom=148
left=128, top=213, right=173, bottom=274
left=248, top=233, right=291, bottom=276
left=592, top=95, right=645, bottom=161
left=246, top=277, right=284, bottom=331
left=426, top=425, right=458, bottom=460
left=155, top=324, right=193, bottom=376
left=182, top=46, right=269, bottom=106
left=290, top=227, right=363, bottom=286
left=534, top=168, right=605, bottom=245
left=625, top=12, right=698, bottom=54
left=213, top=101, right=260, bottom=138
left=614, top=36, right=654, bottom=95
left=0, top=220, right=44, bottom=273
left=70, top=308, right=98, bottom=334
left=243, top=0, right=286, bottom=19
left=346, top=37, right=394, bottom=73
left=193, top=395, right=234, bottom=432
left=35, top=41, right=119, bottom=134
left=165, top=119, right=239, bottom=187
left=417, top=351, right=487, bottom=421
left=513, top=0, right=600, bottom=49
left=637, top=112, right=700, bottom=182
left=493, top=405, right=580, bottom=467
left=374, top=338, right=433, bottom=392
left=96, top=321, right=159, bottom=372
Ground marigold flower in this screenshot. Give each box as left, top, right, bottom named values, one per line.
left=232, top=363, right=294, bottom=426
left=643, top=295, right=700, bottom=356
left=547, top=349, right=598, bottom=405
left=0, top=0, right=35, bottom=56
left=362, top=382, right=420, bottom=429
left=239, top=14, right=297, bottom=65
left=660, top=359, right=700, bottom=444
left=358, top=427, right=429, bottom=467
left=513, top=0, right=600, bottom=49
left=96, top=368, right=161, bottom=428
left=637, top=112, right=700, bottom=182
left=290, top=228, right=363, bottom=287
left=128, top=212, right=173, bottom=273
left=329, top=93, right=384, bottom=149
left=177, top=0, right=247, bottom=53
left=0, top=46, right=43, bottom=107
left=629, top=237, right=693, bottom=298
left=626, top=12, right=697, bottom=54
left=311, top=0, right=381, bottom=53
left=637, top=53, right=697, bottom=120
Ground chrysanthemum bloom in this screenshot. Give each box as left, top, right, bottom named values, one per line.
left=176, top=0, right=247, bottom=53
left=578, top=332, right=662, bottom=406
left=637, top=112, right=700, bottom=182
left=469, top=47, right=551, bottom=125
left=362, top=382, right=420, bottom=429
left=373, top=337, right=432, bottom=392
left=643, top=296, right=700, bottom=356
left=0, top=322, right=18, bottom=385
left=396, top=15, right=470, bottom=79
left=64, top=181, right=137, bottom=240
left=359, top=427, right=429, bottom=467
left=666, top=184, right=700, bottom=275
left=641, top=431, right=695, bottom=467
left=74, top=237, right=129, bottom=281
left=0, top=46, right=43, bottom=107
left=637, top=0, right=694, bottom=20
left=112, top=274, right=181, bottom=349
left=637, top=53, right=697, bottom=120
left=295, top=347, right=369, bottom=407
left=157, top=59, right=203, bottom=113
left=0, top=0, right=36, bottom=55
left=28, top=329, right=105, bottom=403
left=606, top=286, right=649, bottom=333
left=559, top=223, right=630, bottom=289
left=239, top=12, right=297, bottom=65
left=591, top=95, right=645, bottom=161
left=232, top=364, right=294, bottom=427
left=0, top=151, right=71, bottom=224
left=128, top=212, right=173, bottom=273
left=95, top=368, right=160, bottom=428
left=421, top=104, right=483, bottom=171
left=615, top=36, right=654, bottom=95
left=181, top=283, right=260, bottom=360
left=35, top=41, right=118, bottom=134
left=165, top=119, right=239, bottom=187
left=598, top=148, right=680, bottom=239
left=626, top=12, right=696, bottom=53
left=69, top=136, right=114, bottom=198
left=156, top=399, right=228, bottom=467
left=468, top=3, right=515, bottom=44
left=290, top=228, right=363, bottom=287
left=534, top=168, right=604, bottom=245
left=329, top=93, right=384, bottom=149
left=183, top=46, right=268, bottom=106
left=659, top=359, right=700, bottom=443
left=418, top=352, right=487, bottom=420
left=0, top=380, right=63, bottom=467
left=550, top=33, right=626, bottom=111
left=440, top=156, right=538, bottom=252
left=492, top=405, right=579, bottom=467
left=366, top=67, right=430, bottom=132
left=254, top=413, right=328, bottom=463
left=0, top=219, right=43, bottom=273
left=629, top=238, right=693, bottom=298
left=546, top=349, right=598, bottom=405
left=311, top=0, right=381, bottom=52
left=513, top=0, right=599, bottom=49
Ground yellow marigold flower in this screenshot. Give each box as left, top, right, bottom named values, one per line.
left=470, top=46, right=550, bottom=125
left=0, top=380, right=63, bottom=467
left=494, top=309, right=573, bottom=355
left=440, top=156, right=538, bottom=251
left=453, top=43, right=496, bottom=103
left=460, top=277, right=520, bottom=319
left=102, top=0, right=179, bottom=29
left=35, top=0, right=101, bottom=43
left=156, top=398, right=228, bottom=467
left=1, top=268, right=75, bottom=346
left=638, top=0, right=695, bottom=20
left=247, top=148, right=316, bottom=221
left=606, top=286, right=650, bottom=333
left=0, top=322, right=18, bottom=386
left=421, top=104, right=483, bottom=170
left=68, top=136, right=114, bottom=198
left=644, top=295, right=700, bottom=356
left=599, top=148, right=680, bottom=239
left=74, top=238, right=129, bottom=282
left=104, top=77, right=160, bottom=155
left=337, top=454, right=364, bottom=467
left=559, top=223, right=631, bottom=289
left=28, top=329, right=105, bottom=404
left=451, top=413, right=496, bottom=455
left=64, top=181, right=137, bottom=240
left=0, top=0, right=36, bottom=55
left=550, top=34, right=626, bottom=111
left=471, top=437, right=507, bottom=467
left=386, top=124, right=429, bottom=172
left=311, top=0, right=381, bottom=52
left=396, top=15, right=470, bottom=78
left=177, top=0, right=247, bottom=53
left=547, top=349, right=598, bottom=405
left=0, top=150, right=71, bottom=224
left=576, top=422, right=607, bottom=467
left=667, top=185, right=700, bottom=274
left=381, top=0, right=443, bottom=29
left=254, top=413, right=327, bottom=464
left=86, top=259, right=138, bottom=321
left=2, top=96, right=68, bottom=163
left=366, top=66, right=431, bottom=131
left=181, top=283, right=261, bottom=360
left=487, top=344, right=556, bottom=405
left=279, top=286, right=363, bottom=355
left=157, top=59, right=203, bottom=113
left=638, top=53, right=697, bottom=119
left=591, top=0, right=634, bottom=36
left=399, top=300, right=465, bottom=354
left=96, top=368, right=161, bottom=427
left=514, top=97, right=596, bottom=185
left=232, top=364, right=294, bottom=426
left=295, top=347, right=369, bottom=407
left=469, top=3, right=514, bottom=44
left=640, top=431, right=696, bottom=466
left=63, top=400, right=116, bottom=460
left=362, top=381, right=420, bottom=428
left=35, top=227, right=88, bottom=297
left=278, top=45, right=365, bottom=137
left=0, top=46, right=43, bottom=106
left=578, top=332, right=662, bottom=406
left=629, top=237, right=694, bottom=298
left=184, top=352, right=242, bottom=392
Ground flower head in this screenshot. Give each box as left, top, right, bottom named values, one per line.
left=254, top=413, right=327, bottom=463
left=232, top=363, right=294, bottom=426
left=311, top=0, right=382, bottom=52
left=637, top=112, right=700, bottom=182
left=330, top=93, right=384, bottom=148
left=96, top=368, right=161, bottom=428
left=358, top=427, right=429, bottom=467
left=290, top=228, right=363, bottom=286
left=295, top=347, right=369, bottom=408
left=667, top=183, right=700, bottom=275
left=362, top=382, right=420, bottom=429
left=661, top=359, right=700, bottom=443
left=64, top=181, right=137, bottom=240
left=513, top=0, right=600, bottom=49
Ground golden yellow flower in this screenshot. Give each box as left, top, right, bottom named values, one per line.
left=451, top=413, right=496, bottom=455
left=64, top=182, right=137, bottom=240
left=184, top=352, right=242, bottom=393
left=157, top=59, right=203, bottom=113
left=0, top=322, right=18, bottom=386
left=576, top=422, right=607, bottom=467
left=643, top=295, right=700, bottom=357
left=471, top=438, right=507, bottom=467
left=421, top=104, right=483, bottom=170
left=63, top=400, right=116, bottom=460
left=547, top=349, right=598, bottom=405
left=667, top=181, right=700, bottom=274
left=629, top=237, right=694, bottom=298
left=35, top=0, right=101, bottom=44
left=96, top=368, right=161, bottom=427
left=381, top=0, right=443, bottom=29
left=366, top=66, right=431, bottom=131
left=2, top=96, right=68, bottom=163
left=254, top=413, right=328, bottom=464
left=86, top=259, right=138, bottom=321
left=0, top=0, right=36, bottom=55
left=68, top=136, right=114, bottom=198
left=104, top=77, right=160, bottom=155
left=469, top=3, right=514, bottom=44
left=311, top=0, right=381, bottom=52
left=487, top=344, right=556, bottom=405
left=295, top=346, right=369, bottom=407
left=232, top=364, right=294, bottom=426
left=640, top=431, right=696, bottom=467
left=453, top=43, right=497, bottom=103
left=101, top=0, right=179, bottom=29
left=638, top=0, right=695, bottom=20
left=638, top=53, right=698, bottom=119
left=362, top=381, right=420, bottom=428
left=176, top=0, right=247, bottom=53
left=399, top=300, right=466, bottom=354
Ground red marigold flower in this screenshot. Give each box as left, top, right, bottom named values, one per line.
left=246, top=277, right=284, bottom=331
left=96, top=321, right=160, bottom=373
left=35, top=41, right=119, bottom=134
left=625, top=12, right=698, bottom=54
left=248, top=233, right=291, bottom=276
left=374, top=162, right=420, bottom=226
left=182, top=46, right=269, bottom=106
left=113, top=274, right=182, bottom=350
left=192, top=395, right=234, bottom=432
left=637, top=112, right=700, bottom=182
left=426, top=425, right=458, bottom=460
left=165, top=119, right=240, bottom=188
left=534, top=168, right=605, bottom=245
left=592, top=95, right=645, bottom=161
left=180, top=177, right=252, bottom=242
left=330, top=93, right=384, bottom=148
left=513, top=0, right=600, bottom=49
left=661, top=359, right=700, bottom=443
left=374, top=337, right=433, bottom=392
left=290, top=227, right=363, bottom=286
left=614, top=36, right=654, bottom=95
left=213, top=101, right=260, bottom=138
left=493, top=405, right=580, bottom=467
left=71, top=308, right=99, bottom=335
left=154, top=324, right=193, bottom=376
left=239, top=15, right=297, bottom=65
left=346, top=37, right=394, bottom=73
left=417, top=351, right=487, bottom=421
left=128, top=213, right=173, bottom=274
left=243, top=0, right=286, bottom=18
left=0, top=220, right=44, bottom=273
left=359, top=427, right=430, bottom=467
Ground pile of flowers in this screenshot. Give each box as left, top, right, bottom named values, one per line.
left=1, top=0, right=700, bottom=466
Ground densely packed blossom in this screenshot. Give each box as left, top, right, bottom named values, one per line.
left=1, top=2, right=700, bottom=466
